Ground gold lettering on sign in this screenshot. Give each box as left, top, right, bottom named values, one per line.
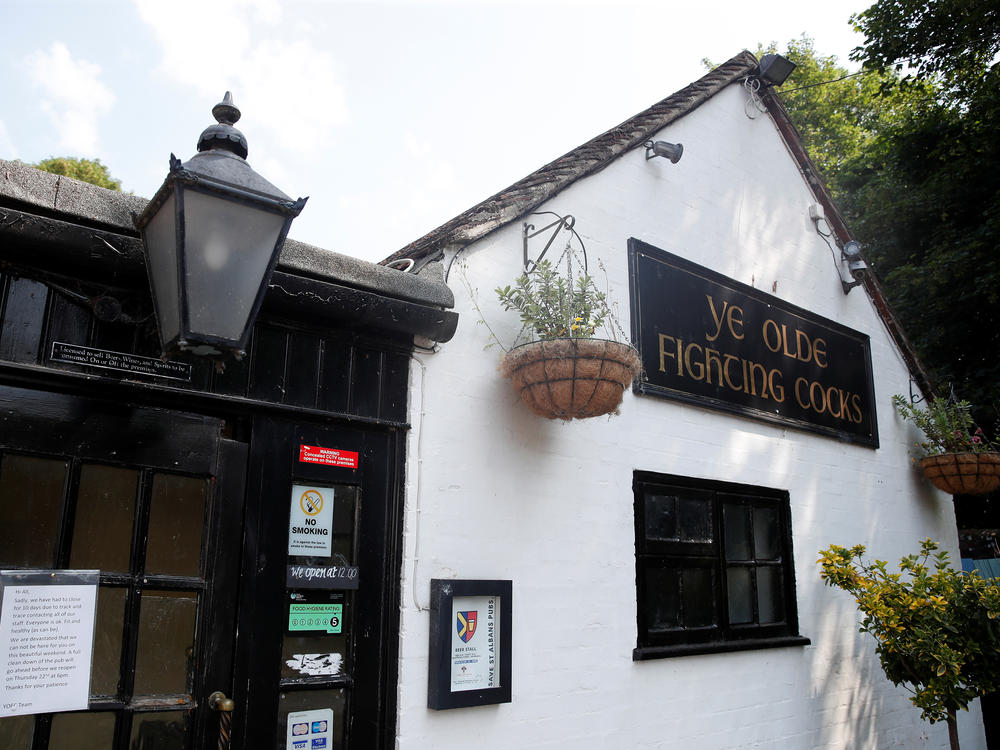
left=651, top=295, right=866, bottom=427
left=705, top=295, right=745, bottom=342
left=762, top=318, right=828, bottom=367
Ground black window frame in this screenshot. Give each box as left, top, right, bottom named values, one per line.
left=633, top=471, right=809, bottom=660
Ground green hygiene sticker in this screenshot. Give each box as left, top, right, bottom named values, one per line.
left=288, top=603, right=342, bottom=634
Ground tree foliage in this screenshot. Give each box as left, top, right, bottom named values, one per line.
left=850, top=0, right=1000, bottom=103
left=843, top=0, right=1000, bottom=430
left=818, top=540, right=1000, bottom=749
left=32, top=156, right=121, bottom=192
left=771, top=18, right=1000, bottom=433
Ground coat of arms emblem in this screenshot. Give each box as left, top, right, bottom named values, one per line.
left=456, top=610, right=477, bottom=642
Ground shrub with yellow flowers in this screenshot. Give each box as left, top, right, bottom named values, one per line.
left=818, top=539, right=1000, bottom=750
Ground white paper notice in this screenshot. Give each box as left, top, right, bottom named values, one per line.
left=450, top=594, right=500, bottom=692
left=0, top=576, right=98, bottom=717
left=288, top=485, right=334, bottom=557
left=286, top=707, right=334, bottom=750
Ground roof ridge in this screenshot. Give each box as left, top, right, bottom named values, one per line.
left=382, top=50, right=759, bottom=265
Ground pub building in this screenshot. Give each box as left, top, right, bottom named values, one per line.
left=0, top=51, right=987, bottom=749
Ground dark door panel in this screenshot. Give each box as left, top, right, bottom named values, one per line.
left=0, top=386, right=246, bottom=750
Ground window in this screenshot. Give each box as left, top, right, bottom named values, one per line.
left=633, top=472, right=809, bottom=659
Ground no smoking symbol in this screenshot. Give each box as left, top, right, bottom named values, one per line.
left=300, top=490, right=323, bottom=516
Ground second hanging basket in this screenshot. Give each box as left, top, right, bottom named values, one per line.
left=500, top=338, right=642, bottom=420
left=918, top=452, right=1000, bottom=495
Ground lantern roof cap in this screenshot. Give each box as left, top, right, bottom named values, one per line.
left=197, top=92, right=249, bottom=159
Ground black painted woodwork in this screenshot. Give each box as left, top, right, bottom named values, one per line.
left=0, top=269, right=411, bottom=425
left=0, top=249, right=410, bottom=747
left=0, top=386, right=244, bottom=750
left=632, top=471, right=809, bottom=660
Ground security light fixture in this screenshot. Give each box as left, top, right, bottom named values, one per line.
left=842, top=240, right=863, bottom=260
left=134, top=92, right=307, bottom=359
left=756, top=54, right=796, bottom=87
left=645, top=141, right=684, bottom=163
left=841, top=240, right=868, bottom=294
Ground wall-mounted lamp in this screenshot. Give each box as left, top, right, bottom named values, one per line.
left=808, top=203, right=868, bottom=295
left=840, top=240, right=868, bottom=294
left=645, top=141, right=683, bottom=163
left=756, top=54, right=797, bottom=87
left=134, top=92, right=307, bottom=359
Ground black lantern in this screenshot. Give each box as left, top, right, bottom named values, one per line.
left=134, top=92, right=307, bottom=358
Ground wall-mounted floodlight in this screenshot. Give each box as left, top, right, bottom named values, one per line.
left=756, top=54, right=796, bottom=87
left=645, top=141, right=683, bottom=163
left=841, top=240, right=868, bottom=294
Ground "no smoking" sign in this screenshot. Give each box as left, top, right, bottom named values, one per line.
left=288, top=485, right=334, bottom=557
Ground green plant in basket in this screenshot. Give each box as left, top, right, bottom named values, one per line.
left=892, top=395, right=996, bottom=456
left=494, top=259, right=613, bottom=341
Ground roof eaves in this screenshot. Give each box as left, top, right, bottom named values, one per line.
left=383, top=50, right=760, bottom=265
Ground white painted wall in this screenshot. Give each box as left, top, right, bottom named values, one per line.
left=396, top=83, right=985, bottom=749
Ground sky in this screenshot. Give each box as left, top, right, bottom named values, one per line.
left=2, top=0, right=869, bottom=263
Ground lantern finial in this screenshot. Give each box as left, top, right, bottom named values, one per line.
left=197, top=91, right=248, bottom=158
left=212, top=91, right=241, bottom=126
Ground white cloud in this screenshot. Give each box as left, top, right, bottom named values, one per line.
left=332, top=133, right=463, bottom=260
left=132, top=0, right=347, bottom=154
left=0, top=120, right=16, bottom=159
left=24, top=42, right=115, bottom=155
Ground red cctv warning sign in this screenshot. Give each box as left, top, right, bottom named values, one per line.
left=299, top=444, right=359, bottom=469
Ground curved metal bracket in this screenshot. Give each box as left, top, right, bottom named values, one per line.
left=522, top=212, right=587, bottom=274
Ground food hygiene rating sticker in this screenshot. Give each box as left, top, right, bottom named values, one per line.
left=288, top=485, right=334, bottom=557
left=288, top=603, right=342, bottom=634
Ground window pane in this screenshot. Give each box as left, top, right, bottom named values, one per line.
left=726, top=567, right=753, bottom=624
left=757, top=566, right=784, bottom=624
left=677, top=497, right=712, bottom=542
left=644, top=494, right=677, bottom=541
left=0, top=715, right=33, bottom=750
left=129, top=711, right=187, bottom=749
left=723, top=504, right=751, bottom=561
left=133, top=590, right=197, bottom=695
left=91, top=587, right=126, bottom=697
left=146, top=474, right=207, bottom=577
left=71, top=464, right=137, bottom=572
left=330, top=486, right=358, bottom=563
left=754, top=507, right=780, bottom=560
left=276, top=689, right=347, bottom=750
left=643, top=566, right=680, bottom=631
left=681, top=568, right=715, bottom=627
left=49, top=711, right=116, bottom=749
left=0, top=454, right=67, bottom=567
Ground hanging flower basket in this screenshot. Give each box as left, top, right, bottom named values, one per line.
left=918, top=452, right=1000, bottom=495
left=500, top=338, right=642, bottom=420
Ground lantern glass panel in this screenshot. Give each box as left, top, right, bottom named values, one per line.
left=143, top=192, right=180, bottom=344
left=182, top=189, right=286, bottom=341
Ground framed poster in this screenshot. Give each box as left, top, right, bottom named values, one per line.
left=427, top=579, right=512, bottom=710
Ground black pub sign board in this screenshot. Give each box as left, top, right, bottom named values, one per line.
left=628, top=239, right=878, bottom=447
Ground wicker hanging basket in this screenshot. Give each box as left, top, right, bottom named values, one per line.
left=918, top=452, right=1000, bottom=495
left=500, top=338, right=642, bottom=420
